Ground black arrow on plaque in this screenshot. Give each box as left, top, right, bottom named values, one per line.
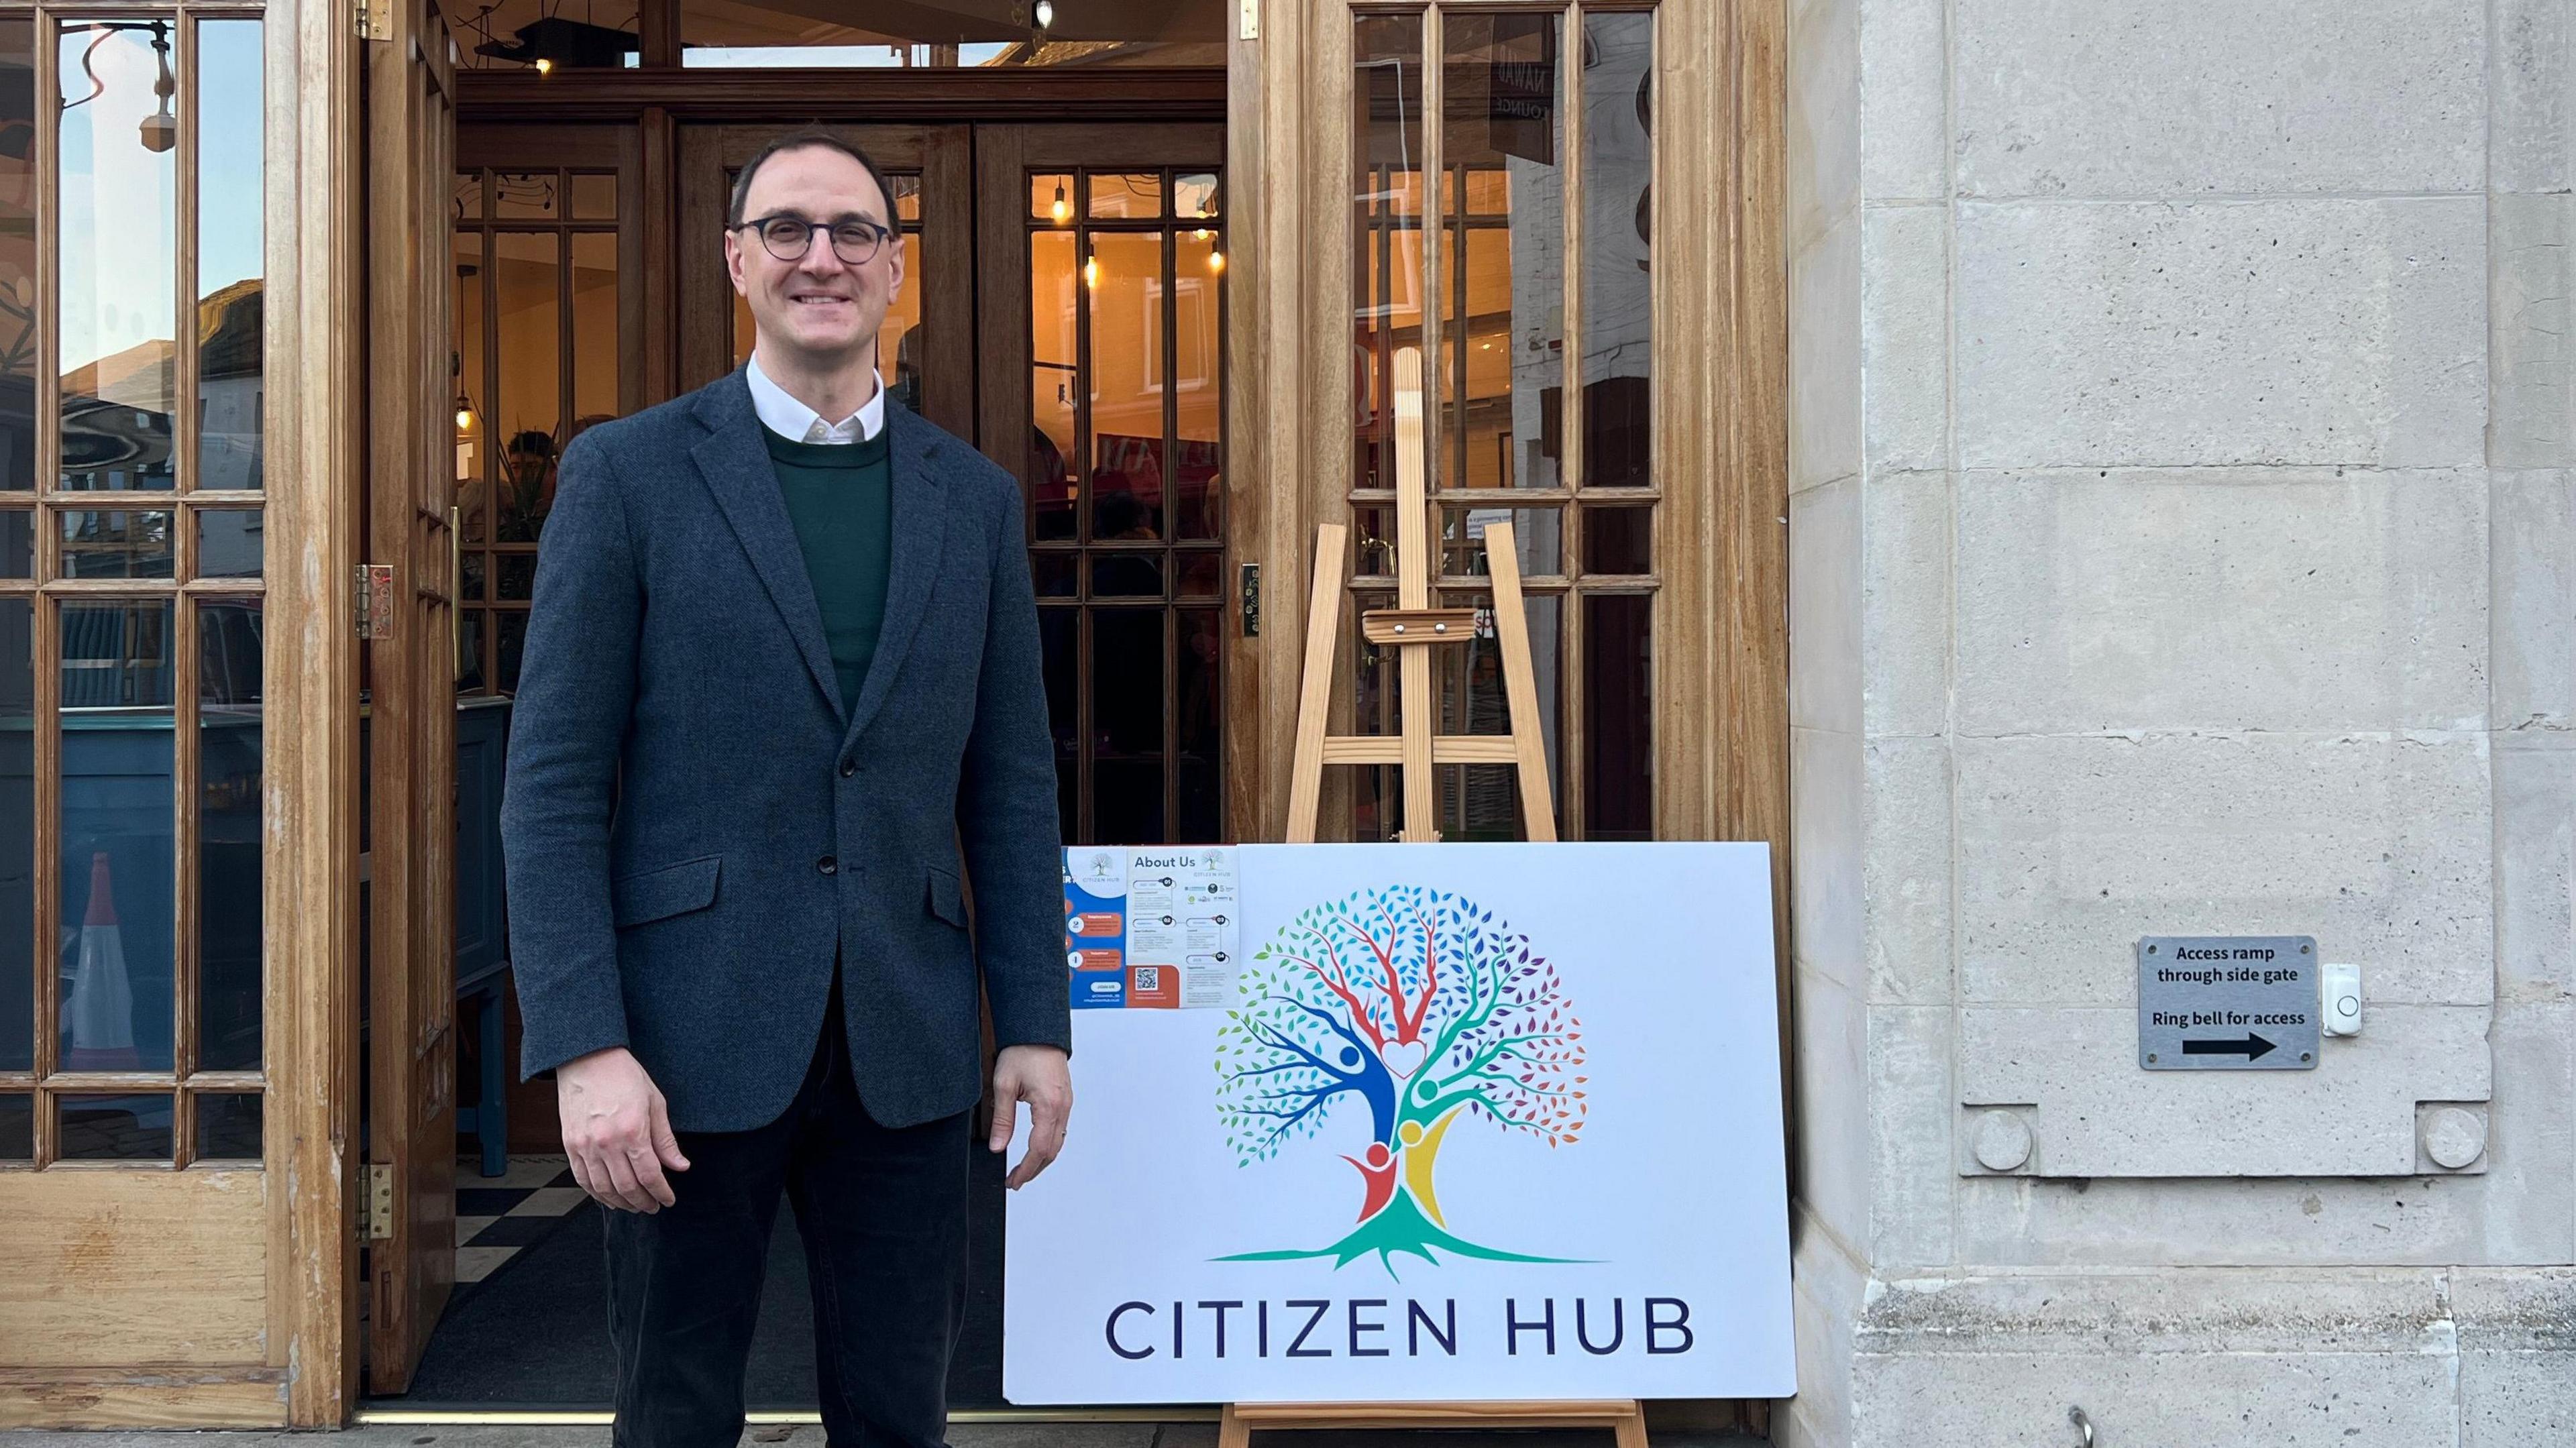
left=2182, top=1034, right=2277, bottom=1061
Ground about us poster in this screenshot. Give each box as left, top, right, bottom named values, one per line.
left=1005, top=842, right=1793, bottom=1404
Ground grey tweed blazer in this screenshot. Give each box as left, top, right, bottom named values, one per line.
left=500, top=368, right=1069, bottom=1133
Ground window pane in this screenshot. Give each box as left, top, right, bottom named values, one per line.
left=195, top=508, right=262, bottom=579
left=570, top=231, right=619, bottom=435
left=0, top=18, right=35, bottom=492
left=1580, top=10, right=1654, bottom=489
left=0, top=600, right=27, bottom=1072
left=1030, top=229, right=1077, bottom=541
left=493, top=171, right=557, bottom=219
left=458, top=609, right=487, bottom=694
left=1092, top=610, right=1163, bottom=759
left=1177, top=606, right=1219, bottom=842
left=492, top=233, right=560, bottom=543
left=883, top=209, right=924, bottom=413
left=454, top=228, right=488, bottom=543
left=62, top=509, right=176, bottom=579
left=570, top=172, right=615, bottom=219
left=0, top=509, right=30, bottom=577
left=59, top=1093, right=171, bottom=1160
left=1039, top=608, right=1077, bottom=841
left=0, top=1092, right=27, bottom=1159
left=1440, top=505, right=1561, bottom=580
left=1352, top=14, right=1424, bottom=496
left=1582, top=505, right=1654, bottom=575
left=1032, top=172, right=1073, bottom=223
left=1585, top=592, right=1652, bottom=839
left=1442, top=13, right=1562, bottom=492
left=60, top=600, right=175, bottom=1072
left=60, top=22, right=177, bottom=492
left=674, top=0, right=1225, bottom=68
left=497, top=552, right=535, bottom=600
left=1172, top=228, right=1222, bottom=542
left=1089, top=172, right=1161, bottom=220
left=496, top=609, right=528, bottom=692
left=1175, top=172, right=1219, bottom=220
left=195, top=1091, right=260, bottom=1160
left=198, top=597, right=261, bottom=1071
left=1089, top=553, right=1163, bottom=600
left=1442, top=588, right=1560, bottom=820
left=1087, top=233, right=1165, bottom=541
left=197, top=19, right=264, bottom=492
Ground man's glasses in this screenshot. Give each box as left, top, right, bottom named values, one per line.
left=729, top=213, right=894, bottom=266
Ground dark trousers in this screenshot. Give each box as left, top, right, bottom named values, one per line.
left=604, top=978, right=970, bottom=1448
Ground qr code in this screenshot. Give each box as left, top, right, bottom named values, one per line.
left=1134, top=966, right=1161, bottom=993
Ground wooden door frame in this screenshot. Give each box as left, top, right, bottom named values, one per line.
left=674, top=123, right=975, bottom=438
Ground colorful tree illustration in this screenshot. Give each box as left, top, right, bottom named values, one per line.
left=1213, top=885, right=1587, bottom=1272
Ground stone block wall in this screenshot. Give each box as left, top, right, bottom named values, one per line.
left=1781, top=1, right=2576, bottom=1443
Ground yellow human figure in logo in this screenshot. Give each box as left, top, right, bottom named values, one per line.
left=1397, top=1107, right=1467, bottom=1227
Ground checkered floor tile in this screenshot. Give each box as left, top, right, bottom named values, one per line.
left=453, top=1154, right=586, bottom=1283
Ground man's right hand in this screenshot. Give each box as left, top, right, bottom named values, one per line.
left=556, top=1046, right=691, bottom=1213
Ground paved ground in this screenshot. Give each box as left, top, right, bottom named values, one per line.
left=2, top=1423, right=1764, bottom=1448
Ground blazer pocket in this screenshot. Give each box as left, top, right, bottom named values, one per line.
left=925, top=865, right=967, bottom=928
left=612, top=854, right=722, bottom=929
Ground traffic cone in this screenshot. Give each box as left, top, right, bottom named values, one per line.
left=64, top=850, right=138, bottom=1070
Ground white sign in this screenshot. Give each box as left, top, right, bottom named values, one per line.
left=1006, top=842, right=1792, bottom=1404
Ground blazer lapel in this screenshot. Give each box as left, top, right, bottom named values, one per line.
left=689, top=372, right=844, bottom=721
left=842, top=405, right=949, bottom=745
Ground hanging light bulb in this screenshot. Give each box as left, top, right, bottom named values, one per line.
left=534, top=55, right=554, bottom=74
left=1206, top=247, right=1226, bottom=275
left=1050, top=180, right=1069, bottom=225
left=1034, top=0, right=1056, bottom=32
left=1083, top=253, right=1098, bottom=289
left=455, top=393, right=476, bottom=432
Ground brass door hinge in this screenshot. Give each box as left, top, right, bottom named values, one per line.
left=364, top=1162, right=394, bottom=1239
left=356, top=563, right=395, bottom=639
left=357, top=0, right=392, bottom=42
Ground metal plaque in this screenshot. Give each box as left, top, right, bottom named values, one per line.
left=2136, top=936, right=2320, bottom=1070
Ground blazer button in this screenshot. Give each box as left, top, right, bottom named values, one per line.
left=817, top=856, right=839, bottom=876
left=839, top=760, right=857, bottom=778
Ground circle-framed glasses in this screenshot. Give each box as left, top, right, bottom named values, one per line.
left=731, top=214, right=893, bottom=266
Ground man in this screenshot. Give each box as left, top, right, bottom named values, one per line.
left=501, top=128, right=1071, bottom=1448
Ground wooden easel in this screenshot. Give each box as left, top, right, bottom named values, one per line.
left=1226, top=347, right=1646, bottom=1448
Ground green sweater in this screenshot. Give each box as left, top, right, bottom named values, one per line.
left=765, top=425, right=892, bottom=715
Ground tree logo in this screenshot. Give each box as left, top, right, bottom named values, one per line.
left=1214, top=886, right=1587, bottom=1272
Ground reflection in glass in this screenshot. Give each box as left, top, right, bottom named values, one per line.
left=1177, top=606, right=1219, bottom=842
left=61, top=509, right=175, bottom=578
left=1348, top=589, right=1398, bottom=840
left=1089, top=172, right=1161, bottom=219
left=0, top=1093, right=27, bottom=1158
left=1038, top=609, right=1077, bottom=841
left=0, top=19, right=36, bottom=492
left=196, top=1092, right=261, bottom=1160
left=1583, top=505, right=1653, bottom=575
left=674, top=0, right=1226, bottom=69
left=196, top=508, right=262, bottom=578
left=1585, top=593, right=1652, bottom=839
left=492, top=232, right=560, bottom=541
left=1030, top=229, right=1077, bottom=541
left=60, top=23, right=177, bottom=492
left=198, top=597, right=261, bottom=1070
left=458, top=610, right=486, bottom=694
left=1581, top=10, right=1654, bottom=489
left=497, top=610, right=528, bottom=692
left=60, top=601, right=174, bottom=1073
left=1175, top=172, right=1220, bottom=219
left=59, top=1093, right=171, bottom=1160
left=1031, top=551, right=1077, bottom=598
left=453, top=172, right=484, bottom=220
left=1087, top=233, right=1163, bottom=539
left=882, top=221, right=923, bottom=412
left=0, top=601, right=26, bottom=1072
left=461, top=551, right=486, bottom=602
left=1353, top=15, right=1424, bottom=497
left=1438, top=590, right=1559, bottom=842
left=1172, top=229, right=1222, bottom=541
left=497, top=552, right=535, bottom=600
left=1089, top=553, right=1163, bottom=600
left=570, top=232, right=619, bottom=437
left=1092, top=610, right=1162, bottom=759
left=0, top=509, right=30, bottom=577
left=197, top=20, right=265, bottom=492
left=1177, top=551, right=1221, bottom=600
left=1442, top=12, right=1561, bottom=492
left=1440, top=506, right=1561, bottom=580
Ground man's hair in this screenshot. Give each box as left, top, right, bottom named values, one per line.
left=728, top=127, right=900, bottom=229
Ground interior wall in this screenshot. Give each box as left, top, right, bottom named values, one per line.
left=1781, top=1, right=2576, bottom=1444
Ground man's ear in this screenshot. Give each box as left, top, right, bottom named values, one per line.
left=723, top=230, right=748, bottom=295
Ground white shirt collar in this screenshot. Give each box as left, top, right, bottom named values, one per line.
left=745, top=353, right=886, bottom=445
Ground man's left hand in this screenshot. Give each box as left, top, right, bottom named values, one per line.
left=990, top=1044, right=1072, bottom=1190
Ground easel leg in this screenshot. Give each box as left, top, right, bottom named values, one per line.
left=1611, top=1401, right=1651, bottom=1448
left=1285, top=523, right=1350, bottom=844
left=1217, top=1403, right=1253, bottom=1448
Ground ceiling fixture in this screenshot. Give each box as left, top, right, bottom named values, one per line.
left=1051, top=180, right=1070, bottom=225
left=472, top=15, right=639, bottom=70
left=1034, top=0, right=1056, bottom=32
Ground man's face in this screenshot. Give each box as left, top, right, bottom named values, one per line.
left=725, top=144, right=906, bottom=370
